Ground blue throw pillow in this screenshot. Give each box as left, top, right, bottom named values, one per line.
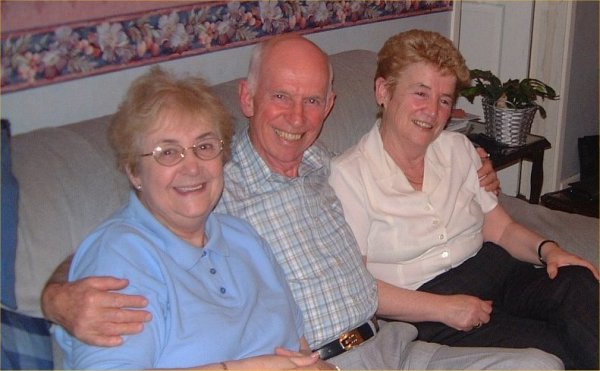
left=1, top=308, right=53, bottom=370
left=1, top=119, right=19, bottom=309
left=1, top=122, right=54, bottom=370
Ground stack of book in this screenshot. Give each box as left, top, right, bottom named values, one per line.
left=446, top=109, right=478, bottom=133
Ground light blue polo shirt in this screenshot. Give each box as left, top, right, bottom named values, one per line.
left=55, top=191, right=303, bottom=369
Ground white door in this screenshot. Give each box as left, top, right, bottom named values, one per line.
left=452, top=0, right=535, bottom=197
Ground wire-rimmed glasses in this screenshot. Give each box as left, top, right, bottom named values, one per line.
left=140, top=138, right=223, bottom=166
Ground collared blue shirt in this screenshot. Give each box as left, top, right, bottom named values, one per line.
left=55, top=191, right=303, bottom=369
left=216, top=127, right=378, bottom=349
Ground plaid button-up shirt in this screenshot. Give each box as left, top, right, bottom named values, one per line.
left=217, top=127, right=378, bottom=349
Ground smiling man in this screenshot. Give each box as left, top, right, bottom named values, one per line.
left=238, top=35, right=336, bottom=177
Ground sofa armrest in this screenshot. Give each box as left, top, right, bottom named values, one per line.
left=12, top=116, right=129, bottom=317
left=499, top=193, right=599, bottom=265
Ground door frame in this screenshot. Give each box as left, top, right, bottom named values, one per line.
left=451, top=0, right=576, bottom=194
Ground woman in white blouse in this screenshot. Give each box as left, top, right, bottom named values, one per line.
left=329, top=29, right=599, bottom=370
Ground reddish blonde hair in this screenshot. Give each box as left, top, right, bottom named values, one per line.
left=108, top=66, right=233, bottom=174
left=376, top=29, right=470, bottom=109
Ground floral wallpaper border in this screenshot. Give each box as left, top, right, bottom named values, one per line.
left=1, top=1, right=452, bottom=93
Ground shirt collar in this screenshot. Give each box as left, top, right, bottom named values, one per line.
left=364, top=120, right=448, bottom=192
left=128, top=191, right=229, bottom=271
left=231, top=125, right=329, bottom=185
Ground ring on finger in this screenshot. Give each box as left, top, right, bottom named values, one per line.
left=473, top=322, right=482, bottom=329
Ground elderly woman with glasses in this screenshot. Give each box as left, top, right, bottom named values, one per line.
left=54, top=66, right=327, bottom=370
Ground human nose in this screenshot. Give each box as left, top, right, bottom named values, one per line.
left=287, top=99, right=304, bottom=127
left=424, top=98, right=439, bottom=119
left=179, top=148, right=201, bottom=173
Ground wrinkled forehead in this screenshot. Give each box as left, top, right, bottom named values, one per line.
left=263, top=39, right=331, bottom=85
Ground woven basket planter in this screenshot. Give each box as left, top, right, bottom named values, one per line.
left=482, top=98, right=537, bottom=147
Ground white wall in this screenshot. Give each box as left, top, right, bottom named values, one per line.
left=2, top=12, right=451, bottom=135
left=452, top=0, right=596, bottom=196
left=528, top=0, right=573, bottom=192
left=452, top=0, right=535, bottom=198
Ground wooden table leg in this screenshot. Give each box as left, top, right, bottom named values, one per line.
left=529, top=151, right=545, bottom=204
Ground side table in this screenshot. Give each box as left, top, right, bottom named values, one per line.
left=466, top=122, right=551, bottom=204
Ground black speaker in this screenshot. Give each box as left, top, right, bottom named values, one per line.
left=578, top=135, right=599, bottom=180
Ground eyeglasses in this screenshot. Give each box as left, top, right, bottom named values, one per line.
left=140, top=138, right=224, bottom=166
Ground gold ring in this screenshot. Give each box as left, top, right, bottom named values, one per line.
left=473, top=322, right=482, bottom=329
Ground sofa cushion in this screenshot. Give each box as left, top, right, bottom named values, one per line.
left=499, top=194, right=598, bottom=264
left=318, top=50, right=378, bottom=155
left=1, top=307, right=53, bottom=370
left=12, top=115, right=129, bottom=317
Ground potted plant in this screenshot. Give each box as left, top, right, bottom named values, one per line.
left=460, top=69, right=559, bottom=146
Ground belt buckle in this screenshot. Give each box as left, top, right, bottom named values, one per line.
left=339, top=329, right=364, bottom=351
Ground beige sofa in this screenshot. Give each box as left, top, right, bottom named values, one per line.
left=9, top=49, right=599, bottom=347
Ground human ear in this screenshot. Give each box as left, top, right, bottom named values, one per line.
left=324, top=91, right=336, bottom=118
left=125, top=165, right=142, bottom=191
left=238, top=80, right=255, bottom=118
left=375, top=77, right=389, bottom=107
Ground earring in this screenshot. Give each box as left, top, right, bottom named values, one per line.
left=136, top=184, right=142, bottom=190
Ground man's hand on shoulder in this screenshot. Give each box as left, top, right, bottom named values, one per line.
left=42, top=276, right=151, bottom=347
left=476, top=147, right=501, bottom=195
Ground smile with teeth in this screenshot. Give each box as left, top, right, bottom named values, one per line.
left=275, top=128, right=303, bottom=141
left=412, top=119, right=433, bottom=129
left=176, top=184, right=205, bottom=193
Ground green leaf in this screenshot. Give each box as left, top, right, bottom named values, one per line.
left=459, top=68, right=559, bottom=119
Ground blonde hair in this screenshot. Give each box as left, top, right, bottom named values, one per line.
left=108, top=66, right=233, bottom=174
left=375, top=29, right=470, bottom=116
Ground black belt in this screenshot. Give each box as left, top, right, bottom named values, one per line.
left=314, top=316, right=379, bottom=360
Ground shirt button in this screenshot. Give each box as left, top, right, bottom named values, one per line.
left=210, top=268, right=216, bottom=274
left=439, top=234, right=445, bottom=240
left=220, top=287, right=226, bottom=294
left=442, top=251, right=449, bottom=258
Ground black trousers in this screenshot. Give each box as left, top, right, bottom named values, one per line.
left=414, top=242, right=599, bottom=370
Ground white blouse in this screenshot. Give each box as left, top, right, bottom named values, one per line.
left=330, top=121, right=498, bottom=290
